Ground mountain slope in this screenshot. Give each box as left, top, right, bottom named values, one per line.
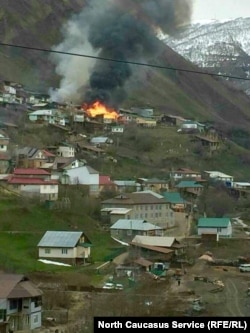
left=163, top=17, right=250, bottom=95
left=126, top=38, right=250, bottom=134
left=0, top=0, right=85, bottom=90
left=1, top=2, right=250, bottom=136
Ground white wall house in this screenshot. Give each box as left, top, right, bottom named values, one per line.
left=197, top=217, right=232, bottom=237
left=57, top=144, right=75, bottom=158
left=170, top=168, right=201, bottom=181
left=37, top=231, right=92, bottom=265
left=101, top=190, right=175, bottom=230
left=111, top=125, right=124, bottom=133
left=61, top=165, right=99, bottom=195
left=7, top=178, right=59, bottom=201
left=28, top=109, right=56, bottom=123
left=203, top=171, right=234, bottom=183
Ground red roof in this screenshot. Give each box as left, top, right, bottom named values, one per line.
left=99, top=175, right=115, bottom=185
left=8, top=177, right=58, bottom=185
left=42, top=150, right=56, bottom=157
left=13, top=168, right=50, bottom=175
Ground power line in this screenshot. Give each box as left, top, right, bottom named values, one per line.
left=0, top=41, right=250, bottom=81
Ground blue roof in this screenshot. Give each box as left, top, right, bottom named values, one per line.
left=110, top=219, right=162, bottom=231
left=37, top=231, right=84, bottom=247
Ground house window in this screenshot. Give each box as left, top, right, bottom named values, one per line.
left=32, top=297, right=41, bottom=308
left=217, top=227, right=222, bottom=232
left=151, top=205, right=153, bottom=210
left=62, top=248, right=68, bottom=254
left=127, top=229, right=132, bottom=236
left=9, top=299, right=18, bottom=310
left=0, top=309, right=6, bottom=321
left=33, top=314, right=39, bottom=323
left=45, top=248, right=50, bottom=254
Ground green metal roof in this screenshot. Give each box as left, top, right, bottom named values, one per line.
left=175, top=181, right=203, bottom=188
left=198, top=217, right=230, bottom=228
left=162, top=192, right=187, bottom=204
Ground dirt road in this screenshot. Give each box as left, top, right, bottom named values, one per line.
left=166, top=260, right=250, bottom=317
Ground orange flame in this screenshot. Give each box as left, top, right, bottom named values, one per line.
left=83, top=101, right=118, bottom=120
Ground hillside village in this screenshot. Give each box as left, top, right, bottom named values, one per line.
left=0, top=81, right=250, bottom=331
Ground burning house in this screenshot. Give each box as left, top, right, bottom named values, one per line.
left=82, top=100, right=120, bottom=129
left=49, top=0, right=192, bottom=115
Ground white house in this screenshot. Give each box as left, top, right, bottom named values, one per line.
left=101, top=190, right=176, bottom=230
left=111, top=125, right=124, bottom=134
left=90, top=136, right=113, bottom=146
left=7, top=177, right=59, bottom=201
left=110, top=219, right=164, bottom=242
left=28, top=109, right=56, bottom=123
left=37, top=231, right=92, bottom=265
left=170, top=168, right=201, bottom=181
left=61, top=165, right=99, bottom=195
left=197, top=217, right=232, bottom=238
left=57, top=143, right=75, bottom=158
left=0, top=274, right=43, bottom=332
left=203, top=171, right=234, bottom=184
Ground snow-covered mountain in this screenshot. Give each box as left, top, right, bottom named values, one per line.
left=162, top=17, right=250, bottom=95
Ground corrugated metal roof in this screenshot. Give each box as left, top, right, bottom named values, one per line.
left=101, top=208, right=132, bottom=214
left=14, top=168, right=50, bottom=175
left=111, top=219, right=162, bottom=231
left=90, top=136, right=109, bottom=143
left=131, top=235, right=177, bottom=247
left=37, top=231, right=83, bottom=247
left=198, top=217, right=230, bottom=228
left=8, top=177, right=58, bottom=185
left=131, top=242, right=174, bottom=254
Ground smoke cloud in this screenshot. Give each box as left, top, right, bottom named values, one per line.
left=49, top=0, right=193, bottom=106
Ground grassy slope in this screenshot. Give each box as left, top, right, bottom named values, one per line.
left=0, top=197, right=120, bottom=274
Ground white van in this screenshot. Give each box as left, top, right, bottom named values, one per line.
left=239, top=264, right=250, bottom=272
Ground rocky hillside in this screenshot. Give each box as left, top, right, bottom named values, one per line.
left=163, top=17, right=250, bottom=95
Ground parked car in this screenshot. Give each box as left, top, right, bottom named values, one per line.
left=239, top=264, right=250, bottom=272
left=115, top=283, right=124, bottom=290
left=102, top=283, right=115, bottom=289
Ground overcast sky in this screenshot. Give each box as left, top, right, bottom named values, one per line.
left=192, top=0, right=250, bottom=22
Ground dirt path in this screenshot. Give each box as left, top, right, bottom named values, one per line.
left=225, top=278, right=246, bottom=317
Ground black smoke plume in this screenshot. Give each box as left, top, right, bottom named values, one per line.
left=49, top=0, right=193, bottom=106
